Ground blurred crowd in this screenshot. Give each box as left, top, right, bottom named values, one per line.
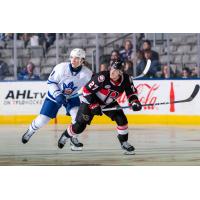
left=99, top=39, right=198, bottom=79
left=0, top=33, right=199, bottom=80
left=0, top=33, right=56, bottom=52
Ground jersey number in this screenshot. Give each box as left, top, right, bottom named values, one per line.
left=88, top=81, right=99, bottom=90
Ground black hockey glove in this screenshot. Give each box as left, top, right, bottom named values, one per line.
left=89, top=103, right=102, bottom=116
left=131, top=99, right=142, bottom=111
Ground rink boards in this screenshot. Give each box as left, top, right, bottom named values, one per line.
left=0, top=79, right=200, bottom=124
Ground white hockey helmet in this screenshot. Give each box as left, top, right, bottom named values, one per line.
left=70, top=48, right=86, bottom=59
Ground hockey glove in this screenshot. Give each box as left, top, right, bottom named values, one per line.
left=89, top=103, right=102, bottom=116
left=131, top=99, right=142, bottom=111
left=55, top=94, right=66, bottom=107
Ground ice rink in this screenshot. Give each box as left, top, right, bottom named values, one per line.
left=0, top=124, right=200, bottom=166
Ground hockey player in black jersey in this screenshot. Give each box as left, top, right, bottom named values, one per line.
left=58, top=61, right=142, bottom=154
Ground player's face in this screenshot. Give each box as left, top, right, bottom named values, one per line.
left=110, top=67, right=121, bottom=81
left=70, top=56, right=82, bottom=68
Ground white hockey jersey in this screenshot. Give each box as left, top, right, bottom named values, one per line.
left=47, top=62, right=93, bottom=102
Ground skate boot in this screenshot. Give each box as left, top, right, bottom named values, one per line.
left=70, top=136, right=83, bottom=151
left=58, top=130, right=70, bottom=149
left=117, top=134, right=135, bottom=155
left=22, top=129, right=35, bottom=144
left=121, top=141, right=135, bottom=155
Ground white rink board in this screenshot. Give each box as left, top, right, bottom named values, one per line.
left=0, top=80, right=200, bottom=115
left=0, top=81, right=47, bottom=115
left=120, top=79, right=200, bottom=115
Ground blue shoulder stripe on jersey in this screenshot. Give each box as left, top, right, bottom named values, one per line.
left=47, top=80, right=58, bottom=84
left=48, top=91, right=56, bottom=100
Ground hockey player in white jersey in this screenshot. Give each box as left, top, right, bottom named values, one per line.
left=21, top=48, right=93, bottom=150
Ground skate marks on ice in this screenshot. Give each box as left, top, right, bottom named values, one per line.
left=1, top=125, right=200, bottom=165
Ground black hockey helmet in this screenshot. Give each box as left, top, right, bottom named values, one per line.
left=110, top=60, right=123, bottom=71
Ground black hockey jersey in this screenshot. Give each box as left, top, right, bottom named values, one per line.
left=82, top=71, right=138, bottom=106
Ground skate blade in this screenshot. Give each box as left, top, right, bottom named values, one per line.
left=70, top=146, right=83, bottom=151
left=123, top=151, right=135, bottom=155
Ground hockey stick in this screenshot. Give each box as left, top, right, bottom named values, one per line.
left=102, top=84, right=200, bottom=111
left=67, top=60, right=152, bottom=100
left=132, top=59, right=151, bottom=80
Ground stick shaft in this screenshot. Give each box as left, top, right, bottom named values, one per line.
left=102, top=84, right=200, bottom=111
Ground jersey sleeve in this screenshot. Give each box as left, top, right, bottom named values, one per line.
left=124, top=75, right=139, bottom=103
left=82, top=73, right=105, bottom=104
left=47, top=65, right=62, bottom=98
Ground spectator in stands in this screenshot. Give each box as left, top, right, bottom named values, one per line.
left=18, top=33, right=31, bottom=48
left=119, top=39, right=134, bottom=63
left=124, top=60, right=133, bottom=76
left=142, top=40, right=159, bottom=61
left=99, top=63, right=108, bottom=72
left=2, top=33, right=13, bottom=41
left=136, top=49, right=161, bottom=78
left=30, top=34, right=39, bottom=47
left=38, top=33, right=56, bottom=52
left=191, top=67, right=198, bottom=78
left=160, top=65, right=175, bottom=79
left=181, top=67, right=191, bottom=78
left=18, top=62, right=40, bottom=80
left=135, top=50, right=143, bottom=65
left=110, top=50, right=121, bottom=64
left=0, top=33, right=5, bottom=41
left=0, top=60, right=9, bottom=80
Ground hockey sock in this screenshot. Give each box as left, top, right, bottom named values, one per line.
left=69, top=106, right=79, bottom=124
left=117, top=133, right=128, bottom=145
left=28, top=114, right=51, bottom=133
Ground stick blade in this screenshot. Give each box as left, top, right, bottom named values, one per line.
left=132, top=59, right=151, bottom=80
left=190, top=84, right=200, bottom=100
left=143, top=59, right=151, bottom=75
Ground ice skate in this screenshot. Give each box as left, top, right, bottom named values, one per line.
left=58, top=130, right=70, bottom=149
left=22, top=129, right=35, bottom=144
left=121, top=141, right=135, bottom=155
left=70, top=136, right=83, bottom=151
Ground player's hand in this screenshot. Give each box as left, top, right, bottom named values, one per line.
left=89, top=103, right=102, bottom=116
left=55, top=94, right=66, bottom=107
left=131, top=100, right=142, bottom=111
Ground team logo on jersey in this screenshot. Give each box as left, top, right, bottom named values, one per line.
left=105, top=85, right=111, bottom=89
left=63, top=82, right=78, bottom=95
left=109, top=90, right=119, bottom=99
left=98, top=75, right=105, bottom=82
left=82, top=114, right=90, bottom=121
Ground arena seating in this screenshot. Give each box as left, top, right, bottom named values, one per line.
left=0, top=33, right=199, bottom=80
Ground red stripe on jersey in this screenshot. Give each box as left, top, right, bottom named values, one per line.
left=110, top=79, right=121, bottom=86
left=110, top=75, right=123, bottom=86
left=83, top=86, right=91, bottom=96
left=99, top=88, right=109, bottom=96
left=118, top=92, right=124, bottom=98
